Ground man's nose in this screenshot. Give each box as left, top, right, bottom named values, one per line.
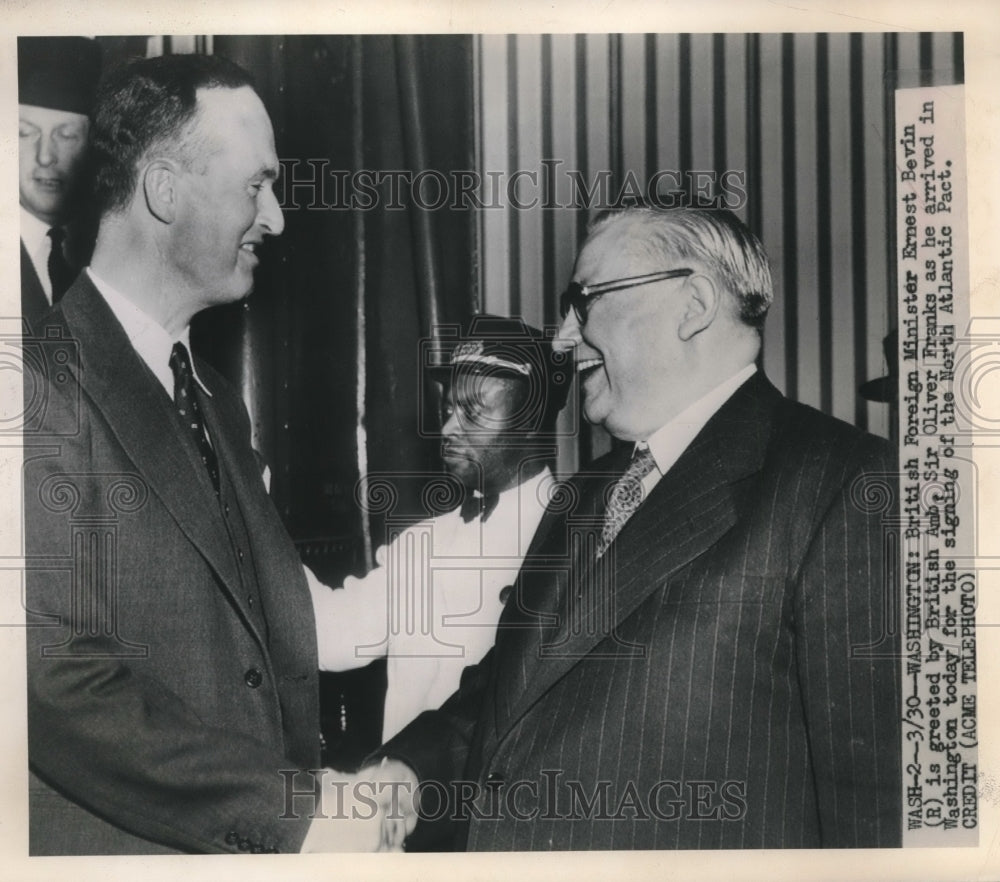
left=36, top=133, right=57, bottom=166
left=258, top=186, right=285, bottom=237
left=553, top=310, right=582, bottom=352
left=441, top=411, right=460, bottom=437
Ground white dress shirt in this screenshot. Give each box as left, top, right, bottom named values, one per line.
left=86, top=268, right=209, bottom=399
left=308, top=465, right=555, bottom=741
left=21, top=207, right=58, bottom=303
left=637, top=363, right=757, bottom=497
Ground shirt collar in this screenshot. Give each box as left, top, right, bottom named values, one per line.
left=470, top=463, right=551, bottom=502
left=641, top=363, right=757, bottom=477
left=469, top=464, right=553, bottom=522
left=467, top=465, right=553, bottom=555
left=498, top=464, right=552, bottom=513
left=85, top=267, right=211, bottom=399
left=21, top=207, right=56, bottom=302
left=20, top=206, right=52, bottom=255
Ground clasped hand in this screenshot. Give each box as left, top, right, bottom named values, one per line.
left=300, top=761, right=419, bottom=852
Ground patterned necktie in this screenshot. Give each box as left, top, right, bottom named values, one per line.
left=169, top=342, right=220, bottom=494
left=47, top=227, right=75, bottom=303
left=596, top=445, right=656, bottom=558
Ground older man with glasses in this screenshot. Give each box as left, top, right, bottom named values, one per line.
left=370, top=206, right=901, bottom=852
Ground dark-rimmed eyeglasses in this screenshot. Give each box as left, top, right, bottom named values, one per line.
left=559, top=268, right=694, bottom=325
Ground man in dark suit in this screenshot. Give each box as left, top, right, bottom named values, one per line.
left=18, top=37, right=102, bottom=328
left=24, top=54, right=378, bottom=854
left=373, top=206, right=901, bottom=850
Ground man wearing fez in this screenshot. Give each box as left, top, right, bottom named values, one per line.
left=309, top=314, right=571, bottom=742
left=374, top=207, right=901, bottom=850
left=24, top=53, right=378, bottom=854
left=18, top=36, right=102, bottom=326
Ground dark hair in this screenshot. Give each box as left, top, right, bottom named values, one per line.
left=90, top=54, right=254, bottom=216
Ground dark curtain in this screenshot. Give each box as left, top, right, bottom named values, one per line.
left=180, top=35, right=477, bottom=765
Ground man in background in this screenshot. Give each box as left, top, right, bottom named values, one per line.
left=18, top=36, right=102, bottom=327
left=24, top=53, right=376, bottom=855
left=375, top=206, right=901, bottom=850
left=309, top=314, right=571, bottom=742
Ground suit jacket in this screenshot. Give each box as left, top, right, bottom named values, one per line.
left=23, top=276, right=321, bottom=854
left=383, top=372, right=902, bottom=850
left=21, top=239, right=50, bottom=331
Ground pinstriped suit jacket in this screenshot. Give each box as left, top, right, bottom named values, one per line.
left=383, top=371, right=902, bottom=850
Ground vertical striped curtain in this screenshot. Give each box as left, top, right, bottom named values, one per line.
left=475, top=32, right=963, bottom=472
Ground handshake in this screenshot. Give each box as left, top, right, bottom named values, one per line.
left=299, top=759, right=420, bottom=853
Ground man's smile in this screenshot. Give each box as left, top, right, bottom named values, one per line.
left=577, top=356, right=604, bottom=384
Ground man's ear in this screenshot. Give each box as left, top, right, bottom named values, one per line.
left=677, top=273, right=720, bottom=341
left=141, top=159, right=180, bottom=224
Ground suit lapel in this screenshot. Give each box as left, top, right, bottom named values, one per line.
left=495, top=373, right=782, bottom=736
left=59, top=278, right=243, bottom=605
left=491, top=449, right=626, bottom=723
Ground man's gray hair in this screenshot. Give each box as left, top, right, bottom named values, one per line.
left=588, top=207, right=773, bottom=330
